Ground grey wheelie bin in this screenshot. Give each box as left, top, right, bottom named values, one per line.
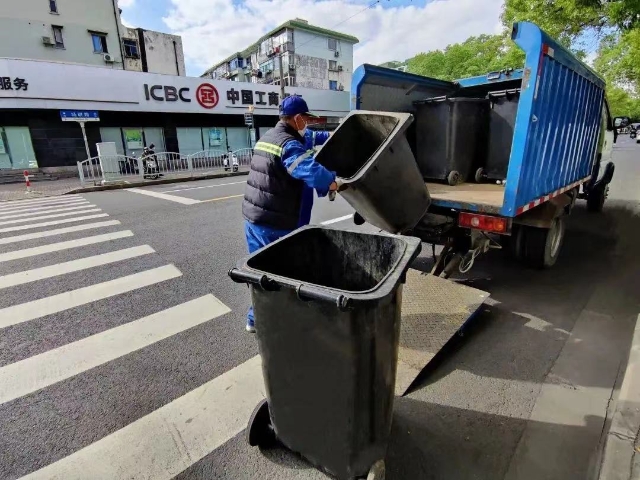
left=314, top=110, right=431, bottom=234
left=228, top=226, right=422, bottom=480
left=414, top=96, right=489, bottom=185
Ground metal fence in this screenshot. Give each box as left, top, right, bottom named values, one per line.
left=77, top=149, right=252, bottom=186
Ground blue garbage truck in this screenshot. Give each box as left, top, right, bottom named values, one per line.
left=348, top=21, right=623, bottom=275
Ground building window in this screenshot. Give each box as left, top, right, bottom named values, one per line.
left=328, top=38, right=337, bottom=50
left=329, top=80, right=338, bottom=91
left=49, top=0, right=58, bottom=13
left=91, top=33, right=108, bottom=53
left=328, top=60, right=337, bottom=71
left=123, top=39, right=139, bottom=58
left=52, top=25, right=64, bottom=48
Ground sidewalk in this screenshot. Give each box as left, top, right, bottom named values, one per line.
left=598, top=315, right=640, bottom=480
left=0, top=178, right=82, bottom=202
left=0, top=171, right=249, bottom=202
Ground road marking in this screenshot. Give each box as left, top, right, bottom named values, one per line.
left=0, top=294, right=230, bottom=405
left=0, top=199, right=89, bottom=215
left=127, top=188, right=201, bottom=205
left=0, top=213, right=109, bottom=233
left=197, top=194, right=244, bottom=204
left=0, top=245, right=155, bottom=289
left=321, top=214, right=354, bottom=225
left=0, top=208, right=101, bottom=226
left=0, top=230, right=134, bottom=263
left=0, top=264, right=182, bottom=329
left=0, top=204, right=95, bottom=220
left=0, top=195, right=81, bottom=209
left=0, top=220, right=121, bottom=245
left=20, top=355, right=264, bottom=480
left=165, top=180, right=246, bottom=193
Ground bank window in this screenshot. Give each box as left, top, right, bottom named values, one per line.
left=328, top=60, right=337, bottom=71
left=52, top=25, right=64, bottom=48
left=328, top=38, right=337, bottom=50
left=329, top=80, right=338, bottom=91
left=91, top=33, right=108, bottom=53
left=123, top=39, right=139, bottom=58
left=49, top=0, right=58, bottom=13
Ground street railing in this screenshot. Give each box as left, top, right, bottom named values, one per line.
left=77, top=149, right=253, bottom=186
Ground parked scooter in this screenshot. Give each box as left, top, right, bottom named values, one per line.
left=141, top=144, right=162, bottom=179
left=224, top=148, right=239, bottom=172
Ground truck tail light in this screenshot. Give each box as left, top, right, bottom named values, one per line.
left=458, top=212, right=509, bottom=234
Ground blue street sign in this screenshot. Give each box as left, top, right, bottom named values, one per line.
left=60, top=110, right=100, bottom=122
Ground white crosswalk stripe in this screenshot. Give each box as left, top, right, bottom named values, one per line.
left=0, top=213, right=109, bottom=233
left=0, top=245, right=155, bottom=289
left=0, top=230, right=134, bottom=263
left=0, top=198, right=88, bottom=213
left=0, top=220, right=121, bottom=244
left=0, top=195, right=81, bottom=208
left=0, top=195, right=255, bottom=480
left=0, top=294, right=231, bottom=405
left=0, top=208, right=101, bottom=226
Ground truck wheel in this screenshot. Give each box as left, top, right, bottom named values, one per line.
left=521, top=216, right=565, bottom=268
left=587, top=185, right=608, bottom=212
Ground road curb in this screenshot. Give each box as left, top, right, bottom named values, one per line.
left=598, top=314, right=640, bottom=480
left=65, top=171, right=249, bottom=195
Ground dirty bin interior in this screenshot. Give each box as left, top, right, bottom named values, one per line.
left=314, top=113, right=400, bottom=178
left=246, top=227, right=405, bottom=292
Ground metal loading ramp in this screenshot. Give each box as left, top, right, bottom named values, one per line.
left=396, top=269, right=490, bottom=396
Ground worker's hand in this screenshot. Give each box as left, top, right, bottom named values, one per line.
left=329, top=181, right=339, bottom=192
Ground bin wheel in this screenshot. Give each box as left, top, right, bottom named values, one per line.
left=366, top=460, right=385, bottom=480
left=246, top=399, right=275, bottom=448
left=474, top=167, right=486, bottom=183
left=447, top=171, right=461, bottom=186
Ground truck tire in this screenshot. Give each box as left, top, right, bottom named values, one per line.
left=521, top=216, right=565, bottom=268
left=587, top=185, right=608, bottom=212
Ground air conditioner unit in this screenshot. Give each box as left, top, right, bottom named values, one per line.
left=334, top=51, right=340, bottom=57
left=289, top=64, right=295, bottom=70
left=337, top=65, right=343, bottom=72
left=103, top=53, right=115, bottom=63
left=42, top=36, right=54, bottom=45
left=338, top=84, right=344, bottom=91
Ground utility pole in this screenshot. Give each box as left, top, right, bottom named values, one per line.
left=278, top=52, right=285, bottom=101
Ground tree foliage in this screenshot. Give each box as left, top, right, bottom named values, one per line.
left=407, top=34, right=524, bottom=81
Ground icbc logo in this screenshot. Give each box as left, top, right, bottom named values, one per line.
left=196, top=83, right=219, bottom=109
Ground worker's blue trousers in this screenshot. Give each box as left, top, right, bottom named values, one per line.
left=244, top=220, right=293, bottom=325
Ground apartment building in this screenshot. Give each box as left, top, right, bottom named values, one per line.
left=201, top=19, right=358, bottom=92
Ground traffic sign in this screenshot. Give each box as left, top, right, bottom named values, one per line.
left=60, top=110, right=100, bottom=122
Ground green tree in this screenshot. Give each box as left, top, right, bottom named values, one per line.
left=407, top=34, right=524, bottom=81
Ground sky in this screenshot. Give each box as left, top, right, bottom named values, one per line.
left=118, top=0, right=505, bottom=77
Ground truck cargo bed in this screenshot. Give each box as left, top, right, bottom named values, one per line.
left=427, top=182, right=505, bottom=214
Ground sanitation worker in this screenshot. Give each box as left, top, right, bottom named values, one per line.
left=242, top=95, right=338, bottom=332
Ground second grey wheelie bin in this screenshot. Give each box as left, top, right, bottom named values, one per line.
left=228, top=226, right=421, bottom=480
left=414, top=96, right=489, bottom=185
left=314, top=110, right=430, bottom=234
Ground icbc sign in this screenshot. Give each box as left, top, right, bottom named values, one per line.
left=196, top=83, right=219, bottom=109
left=143, top=83, right=219, bottom=109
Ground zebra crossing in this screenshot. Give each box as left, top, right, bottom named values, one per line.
left=0, top=195, right=265, bottom=479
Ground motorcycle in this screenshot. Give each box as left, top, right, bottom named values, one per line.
left=224, top=150, right=239, bottom=172
left=141, top=144, right=162, bottom=179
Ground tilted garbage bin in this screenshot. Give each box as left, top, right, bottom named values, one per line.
left=314, top=110, right=431, bottom=234
left=229, top=226, right=422, bottom=480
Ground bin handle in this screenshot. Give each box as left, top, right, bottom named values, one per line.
left=295, top=284, right=352, bottom=311
left=228, top=268, right=280, bottom=291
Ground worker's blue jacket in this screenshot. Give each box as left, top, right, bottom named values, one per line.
left=244, top=127, right=334, bottom=253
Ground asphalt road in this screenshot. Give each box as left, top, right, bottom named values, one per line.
left=0, top=137, right=639, bottom=480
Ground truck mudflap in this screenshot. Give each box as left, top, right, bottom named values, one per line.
left=396, top=269, right=489, bottom=396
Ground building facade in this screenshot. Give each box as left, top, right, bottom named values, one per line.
left=201, top=19, right=357, bottom=92
left=0, top=0, right=185, bottom=75
left=0, top=58, right=349, bottom=170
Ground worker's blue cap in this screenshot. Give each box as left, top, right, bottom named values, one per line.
left=279, top=95, right=318, bottom=117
